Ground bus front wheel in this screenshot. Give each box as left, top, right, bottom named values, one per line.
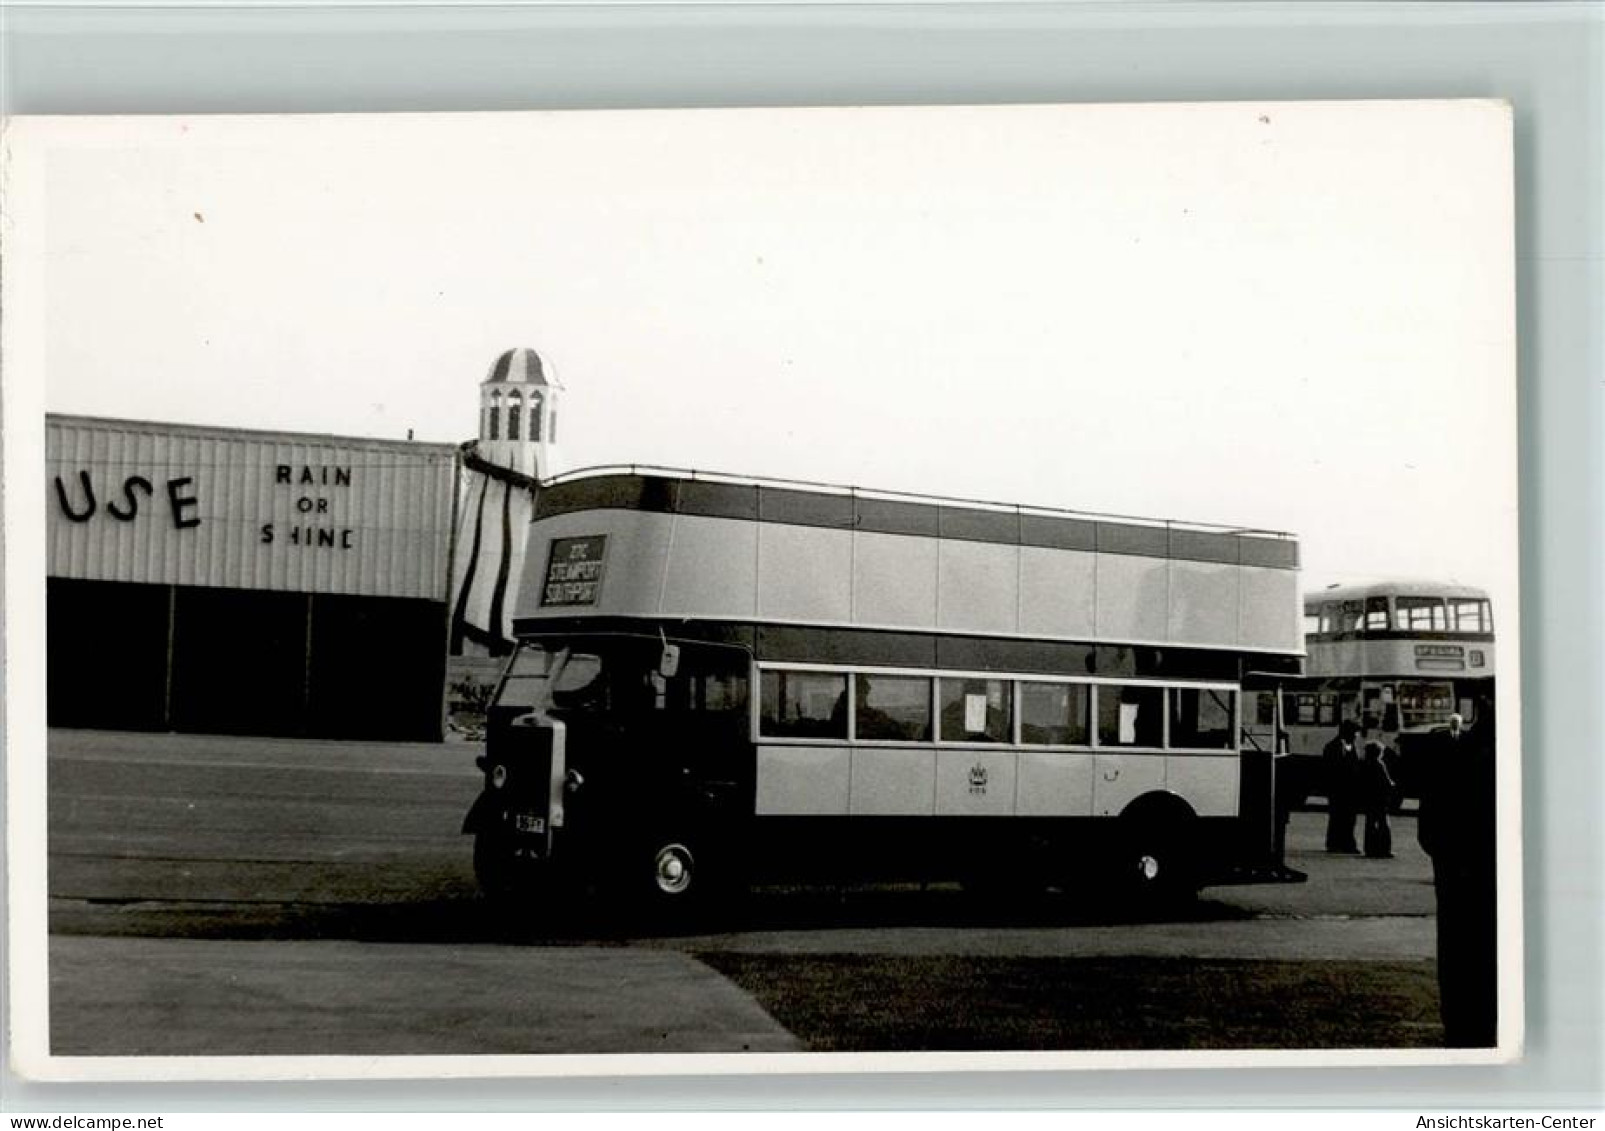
left=473, top=831, right=546, bottom=903
left=631, top=832, right=733, bottom=924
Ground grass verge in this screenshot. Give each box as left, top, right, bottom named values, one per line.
left=696, top=953, right=1443, bottom=1051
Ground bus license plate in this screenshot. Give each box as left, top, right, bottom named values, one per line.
left=514, top=814, right=546, bottom=834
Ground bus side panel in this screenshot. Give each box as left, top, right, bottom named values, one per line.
left=1169, top=560, right=1240, bottom=648
left=754, top=745, right=850, bottom=815
left=741, top=814, right=1261, bottom=887
left=1241, top=566, right=1302, bottom=654
left=1015, top=752, right=1096, bottom=816
left=1092, top=752, right=1165, bottom=815
left=1165, top=750, right=1240, bottom=817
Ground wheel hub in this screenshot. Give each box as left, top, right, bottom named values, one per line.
left=654, top=844, right=694, bottom=895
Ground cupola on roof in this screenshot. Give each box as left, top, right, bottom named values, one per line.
left=482, top=347, right=548, bottom=387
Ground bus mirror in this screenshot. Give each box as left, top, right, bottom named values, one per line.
left=659, top=644, right=681, bottom=679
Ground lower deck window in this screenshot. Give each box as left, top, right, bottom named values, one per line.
left=939, top=677, right=1011, bottom=743
left=1169, top=687, right=1236, bottom=749
left=1097, top=683, right=1163, bottom=747
left=1020, top=681, right=1090, bottom=745
left=854, top=673, right=932, bottom=741
left=760, top=670, right=847, bottom=739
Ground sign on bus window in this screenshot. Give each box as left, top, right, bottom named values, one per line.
left=939, top=677, right=1011, bottom=743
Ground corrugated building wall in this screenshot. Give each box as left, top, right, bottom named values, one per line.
left=45, top=415, right=459, bottom=740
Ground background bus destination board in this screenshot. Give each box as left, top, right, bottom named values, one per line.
left=541, top=535, right=606, bottom=606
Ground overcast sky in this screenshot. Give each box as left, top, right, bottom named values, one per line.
left=16, top=102, right=1516, bottom=594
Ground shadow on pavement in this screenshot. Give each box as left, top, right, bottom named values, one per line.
left=50, top=883, right=1257, bottom=946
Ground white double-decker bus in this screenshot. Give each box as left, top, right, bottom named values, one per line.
left=462, top=467, right=1304, bottom=911
left=1278, top=579, right=1496, bottom=806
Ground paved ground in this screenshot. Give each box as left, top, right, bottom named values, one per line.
left=48, top=936, right=802, bottom=1056
left=31, top=728, right=1449, bottom=1057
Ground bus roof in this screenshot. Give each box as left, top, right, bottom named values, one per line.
left=1307, top=579, right=1491, bottom=605
left=539, top=464, right=1297, bottom=545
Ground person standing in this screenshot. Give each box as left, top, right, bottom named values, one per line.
left=1418, top=708, right=1498, bottom=1047
left=1322, top=719, right=1363, bottom=853
left=1360, top=740, right=1395, bottom=858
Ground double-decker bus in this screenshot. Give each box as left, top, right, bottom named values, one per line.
left=462, top=467, right=1304, bottom=912
left=1277, top=580, right=1495, bottom=807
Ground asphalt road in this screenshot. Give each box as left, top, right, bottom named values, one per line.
left=36, top=728, right=1445, bottom=1058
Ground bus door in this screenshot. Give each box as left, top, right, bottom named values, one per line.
left=1240, top=674, right=1286, bottom=863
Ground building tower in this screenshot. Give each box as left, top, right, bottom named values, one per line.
left=450, top=346, right=562, bottom=663
left=477, top=346, right=561, bottom=480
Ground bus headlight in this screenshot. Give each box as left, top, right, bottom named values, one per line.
left=489, top=763, right=509, bottom=790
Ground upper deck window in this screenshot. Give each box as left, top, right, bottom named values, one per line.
left=1364, top=596, right=1391, bottom=631
left=1448, top=598, right=1492, bottom=634
left=1319, top=600, right=1367, bottom=634
left=1397, top=596, right=1449, bottom=632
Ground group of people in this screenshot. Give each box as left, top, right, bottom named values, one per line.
left=1321, top=708, right=1498, bottom=1048
left=1320, top=718, right=1400, bottom=857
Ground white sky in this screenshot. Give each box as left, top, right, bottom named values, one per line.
left=16, top=103, right=1517, bottom=593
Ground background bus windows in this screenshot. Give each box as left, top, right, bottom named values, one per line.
left=1020, top=681, right=1090, bottom=746
left=1397, top=595, right=1449, bottom=631
left=1364, top=596, right=1391, bottom=630
left=939, top=677, right=1011, bottom=743
left=1317, top=692, right=1338, bottom=726
left=1287, top=692, right=1318, bottom=725
left=1449, top=598, right=1492, bottom=633
left=1096, top=684, right=1163, bottom=747
left=1322, top=600, right=1366, bottom=634
left=1169, top=687, right=1236, bottom=749
left=853, top=674, right=933, bottom=741
left=759, top=669, right=847, bottom=739
left=1252, top=690, right=1277, bottom=728
left=1396, top=680, right=1455, bottom=727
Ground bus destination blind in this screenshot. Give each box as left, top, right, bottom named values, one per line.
left=542, top=535, right=607, bottom=606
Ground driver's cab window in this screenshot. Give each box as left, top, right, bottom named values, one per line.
left=493, top=645, right=606, bottom=719
left=638, top=648, right=750, bottom=719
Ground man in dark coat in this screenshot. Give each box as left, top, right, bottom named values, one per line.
left=1417, top=708, right=1498, bottom=1047
left=1322, top=719, right=1363, bottom=853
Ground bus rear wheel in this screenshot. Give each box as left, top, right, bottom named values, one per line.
left=627, top=833, right=734, bottom=928
left=651, top=841, right=698, bottom=898
left=1113, top=820, right=1198, bottom=913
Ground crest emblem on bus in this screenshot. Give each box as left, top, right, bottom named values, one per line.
left=968, top=764, right=989, bottom=795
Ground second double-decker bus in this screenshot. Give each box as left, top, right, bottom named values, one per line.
left=462, top=467, right=1304, bottom=913
left=1277, top=579, right=1496, bottom=807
